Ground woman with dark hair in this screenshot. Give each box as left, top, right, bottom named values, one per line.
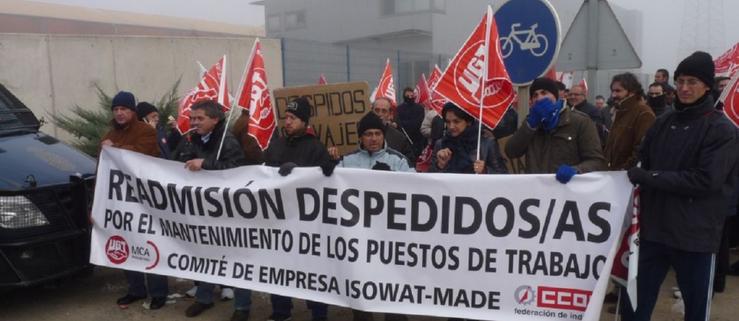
left=430, top=103, right=507, bottom=174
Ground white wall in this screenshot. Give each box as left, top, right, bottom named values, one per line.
left=0, top=34, right=283, bottom=141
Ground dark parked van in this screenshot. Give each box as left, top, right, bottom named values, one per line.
left=0, top=83, right=96, bottom=289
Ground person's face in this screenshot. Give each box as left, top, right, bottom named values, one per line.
left=665, top=90, right=675, bottom=105
left=189, top=109, right=219, bottom=135
left=675, top=75, right=710, bottom=105
left=445, top=112, right=470, bottom=137
left=404, top=90, right=415, bottom=101
left=360, top=129, right=384, bottom=153
left=718, top=79, right=731, bottom=93
left=112, top=106, right=136, bottom=126
left=654, top=71, right=667, bottom=83
left=567, top=86, right=586, bottom=106
left=372, top=99, right=393, bottom=123
left=144, top=112, right=160, bottom=127
left=595, top=98, right=605, bottom=109
left=284, top=112, right=306, bottom=136
left=529, top=89, right=556, bottom=106
left=647, top=85, right=664, bottom=98
left=610, top=82, right=630, bottom=104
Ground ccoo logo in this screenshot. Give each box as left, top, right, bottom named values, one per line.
left=105, top=235, right=129, bottom=265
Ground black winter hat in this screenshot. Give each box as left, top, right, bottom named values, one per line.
left=357, top=112, right=385, bottom=136
left=136, top=102, right=158, bottom=120
left=529, top=77, right=560, bottom=100
left=674, top=51, right=715, bottom=88
left=286, top=97, right=312, bottom=124
left=112, top=91, right=136, bottom=111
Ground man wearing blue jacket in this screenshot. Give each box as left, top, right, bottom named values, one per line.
left=336, top=112, right=414, bottom=172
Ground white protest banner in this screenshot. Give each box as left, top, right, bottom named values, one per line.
left=91, top=146, right=631, bottom=320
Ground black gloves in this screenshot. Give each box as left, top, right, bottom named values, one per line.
left=278, top=162, right=297, bottom=176
left=372, top=161, right=391, bottom=171
left=320, top=161, right=337, bottom=177
left=627, top=167, right=656, bottom=185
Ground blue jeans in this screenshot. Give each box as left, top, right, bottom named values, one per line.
left=620, top=239, right=715, bottom=321
left=195, top=282, right=251, bottom=310
left=125, top=271, right=168, bottom=298
left=271, top=294, right=327, bottom=318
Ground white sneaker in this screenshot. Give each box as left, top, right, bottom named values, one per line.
left=185, top=285, right=198, bottom=298
left=672, top=289, right=682, bottom=299
left=221, top=287, right=234, bottom=301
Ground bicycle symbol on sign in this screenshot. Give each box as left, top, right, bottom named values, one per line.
left=499, top=23, right=549, bottom=58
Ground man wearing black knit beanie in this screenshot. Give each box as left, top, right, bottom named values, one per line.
left=621, top=51, right=738, bottom=321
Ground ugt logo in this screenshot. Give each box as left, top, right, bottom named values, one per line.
left=105, top=235, right=129, bottom=265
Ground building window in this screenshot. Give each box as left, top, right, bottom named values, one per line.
left=382, top=0, right=445, bottom=16
left=267, top=14, right=281, bottom=32
left=285, top=10, right=307, bottom=30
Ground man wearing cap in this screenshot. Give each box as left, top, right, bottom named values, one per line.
left=337, top=112, right=413, bottom=172
left=622, top=51, right=738, bottom=321
left=136, top=101, right=178, bottom=159
left=505, top=77, right=606, bottom=183
left=101, top=92, right=165, bottom=309
left=263, top=96, right=333, bottom=321
left=100, top=91, right=160, bottom=158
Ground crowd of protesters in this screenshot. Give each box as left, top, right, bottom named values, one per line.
left=100, top=50, right=738, bottom=321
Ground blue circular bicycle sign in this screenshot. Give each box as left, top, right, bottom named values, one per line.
left=495, top=0, right=561, bottom=86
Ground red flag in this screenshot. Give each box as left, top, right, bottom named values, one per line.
left=234, top=39, right=275, bottom=150
left=718, top=72, right=739, bottom=127
left=578, top=78, right=588, bottom=94
left=177, top=56, right=230, bottom=133
left=415, top=143, right=434, bottom=172
left=544, top=67, right=557, bottom=80
left=428, top=65, right=446, bottom=115
left=434, top=6, right=515, bottom=130
left=556, top=71, right=574, bottom=89
left=428, top=65, right=442, bottom=86
left=611, top=186, right=640, bottom=309
left=414, top=73, right=432, bottom=107
left=715, top=43, right=739, bottom=77
left=318, top=73, right=328, bottom=85
left=371, top=58, right=397, bottom=106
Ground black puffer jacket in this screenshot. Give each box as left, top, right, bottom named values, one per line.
left=638, top=94, right=738, bottom=253
left=263, top=130, right=331, bottom=167
left=171, top=121, right=245, bottom=170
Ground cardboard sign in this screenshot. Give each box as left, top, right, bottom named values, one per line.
left=273, top=82, right=370, bottom=155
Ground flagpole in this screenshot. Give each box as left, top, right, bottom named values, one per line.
left=715, top=71, right=739, bottom=108
left=476, top=6, right=493, bottom=162
left=216, top=54, right=232, bottom=161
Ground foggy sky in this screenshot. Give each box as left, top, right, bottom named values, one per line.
left=29, top=0, right=739, bottom=78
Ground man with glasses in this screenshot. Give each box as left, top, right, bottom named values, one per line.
left=567, top=84, right=608, bottom=148
left=371, top=97, right=415, bottom=166
left=646, top=82, right=671, bottom=116
left=622, top=52, right=738, bottom=321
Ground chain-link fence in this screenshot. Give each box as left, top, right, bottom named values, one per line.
left=281, top=38, right=451, bottom=98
